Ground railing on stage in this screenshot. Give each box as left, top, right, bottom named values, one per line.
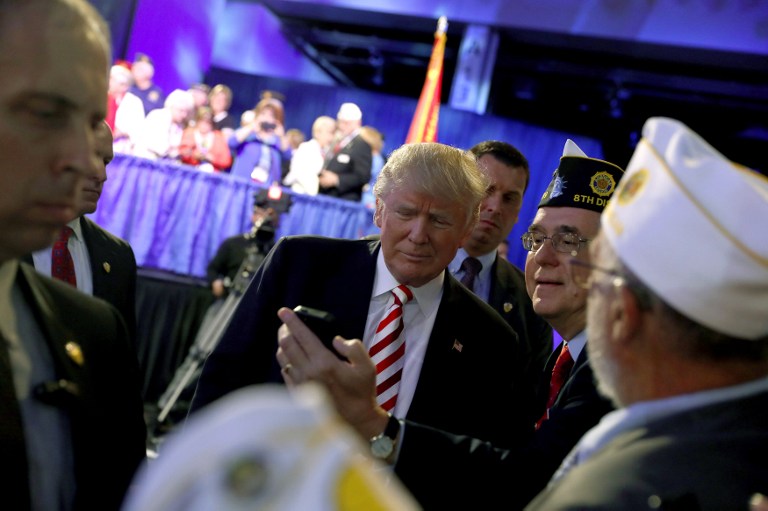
left=90, top=154, right=378, bottom=279
left=92, top=155, right=378, bottom=410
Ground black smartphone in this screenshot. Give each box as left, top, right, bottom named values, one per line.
left=292, top=305, right=346, bottom=360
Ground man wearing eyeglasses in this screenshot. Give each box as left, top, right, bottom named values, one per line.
left=526, top=119, right=768, bottom=510
left=275, top=139, right=622, bottom=510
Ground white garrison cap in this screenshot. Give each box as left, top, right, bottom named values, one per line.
left=337, top=102, right=362, bottom=121
left=602, top=117, right=768, bottom=340
left=122, top=384, right=419, bottom=511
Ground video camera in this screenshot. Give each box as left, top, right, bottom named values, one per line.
left=250, top=185, right=293, bottom=245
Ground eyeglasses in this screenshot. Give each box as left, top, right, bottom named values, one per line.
left=569, top=258, right=627, bottom=290
left=521, top=231, right=590, bottom=255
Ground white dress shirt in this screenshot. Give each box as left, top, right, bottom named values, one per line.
left=364, top=250, right=444, bottom=418
left=31, top=218, right=93, bottom=295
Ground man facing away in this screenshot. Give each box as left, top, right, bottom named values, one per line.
left=31, top=121, right=138, bottom=345
left=450, top=140, right=553, bottom=415
left=0, top=1, right=146, bottom=509
left=526, top=117, right=768, bottom=510
left=275, top=139, right=621, bottom=510
left=192, top=142, right=534, bottom=447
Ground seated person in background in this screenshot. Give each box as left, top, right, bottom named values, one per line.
left=129, top=52, right=164, bottom=115
left=107, top=64, right=144, bottom=155
left=526, top=116, right=768, bottom=510
left=318, top=102, right=372, bottom=202
left=283, top=115, right=336, bottom=195
left=192, top=143, right=535, bottom=454
left=228, top=96, right=286, bottom=184
left=360, top=125, right=385, bottom=210
left=209, top=83, right=237, bottom=140
left=179, top=106, right=232, bottom=172
left=134, top=88, right=195, bottom=162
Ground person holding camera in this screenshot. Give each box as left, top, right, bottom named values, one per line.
left=228, top=96, right=287, bottom=184
left=205, top=188, right=292, bottom=299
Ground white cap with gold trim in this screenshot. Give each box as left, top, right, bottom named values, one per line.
left=123, top=384, right=419, bottom=511
left=602, top=117, right=768, bottom=340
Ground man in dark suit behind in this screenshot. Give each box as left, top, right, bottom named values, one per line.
left=450, top=140, right=553, bottom=419
left=30, top=121, right=138, bottom=343
left=317, top=102, right=372, bottom=202
left=0, top=1, right=146, bottom=509
left=192, top=142, right=534, bottom=447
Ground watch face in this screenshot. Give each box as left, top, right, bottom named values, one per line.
left=370, top=435, right=394, bottom=459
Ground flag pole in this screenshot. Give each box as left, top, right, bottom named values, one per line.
left=405, top=16, right=448, bottom=144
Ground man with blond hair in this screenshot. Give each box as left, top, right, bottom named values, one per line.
left=193, top=142, right=533, bottom=449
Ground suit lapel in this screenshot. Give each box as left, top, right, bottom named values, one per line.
left=16, top=264, right=88, bottom=397
left=488, top=256, right=521, bottom=319
left=80, top=217, right=110, bottom=299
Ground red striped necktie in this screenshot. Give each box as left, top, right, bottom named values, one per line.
left=51, top=226, right=77, bottom=287
left=536, top=342, right=574, bottom=429
left=369, top=285, right=414, bottom=412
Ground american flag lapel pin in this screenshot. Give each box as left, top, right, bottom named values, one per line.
left=452, top=339, right=463, bottom=352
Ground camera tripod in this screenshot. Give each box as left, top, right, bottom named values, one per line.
left=149, top=238, right=266, bottom=440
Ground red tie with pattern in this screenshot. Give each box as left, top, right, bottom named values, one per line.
left=51, top=227, right=77, bottom=287
left=369, top=285, right=414, bottom=412
left=536, top=342, right=574, bottom=429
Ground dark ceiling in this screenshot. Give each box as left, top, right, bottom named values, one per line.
left=259, top=0, right=768, bottom=171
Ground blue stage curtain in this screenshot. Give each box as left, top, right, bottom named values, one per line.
left=204, top=68, right=604, bottom=271
left=89, top=154, right=375, bottom=278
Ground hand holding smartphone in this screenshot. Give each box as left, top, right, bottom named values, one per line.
left=292, top=305, right=347, bottom=360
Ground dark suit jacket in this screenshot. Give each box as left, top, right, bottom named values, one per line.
left=319, top=133, right=372, bottom=201
left=489, top=255, right=553, bottom=418
left=395, top=342, right=614, bottom=510
left=9, top=263, right=146, bottom=510
left=205, top=232, right=273, bottom=287
left=79, top=216, right=137, bottom=343
left=191, top=236, right=533, bottom=445
left=525, top=390, right=768, bottom=511
left=24, top=217, right=138, bottom=345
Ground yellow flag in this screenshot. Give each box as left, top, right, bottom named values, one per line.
left=405, top=16, right=447, bottom=143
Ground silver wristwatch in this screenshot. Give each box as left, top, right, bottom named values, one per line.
left=369, top=413, right=400, bottom=460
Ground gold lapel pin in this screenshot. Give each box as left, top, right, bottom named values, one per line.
left=103, top=262, right=111, bottom=274
left=65, top=341, right=84, bottom=366
left=503, top=302, right=513, bottom=313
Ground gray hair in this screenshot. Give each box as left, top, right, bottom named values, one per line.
left=374, top=142, right=488, bottom=229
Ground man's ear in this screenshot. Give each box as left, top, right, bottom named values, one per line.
left=611, top=285, right=643, bottom=342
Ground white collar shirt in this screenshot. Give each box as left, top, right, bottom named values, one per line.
left=32, top=218, right=93, bottom=295
left=364, top=249, right=444, bottom=418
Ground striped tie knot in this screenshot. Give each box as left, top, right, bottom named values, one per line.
left=369, top=284, right=413, bottom=412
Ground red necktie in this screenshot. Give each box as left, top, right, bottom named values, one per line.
left=536, top=343, right=574, bottom=429
left=369, top=285, right=413, bottom=412
left=51, top=227, right=77, bottom=287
